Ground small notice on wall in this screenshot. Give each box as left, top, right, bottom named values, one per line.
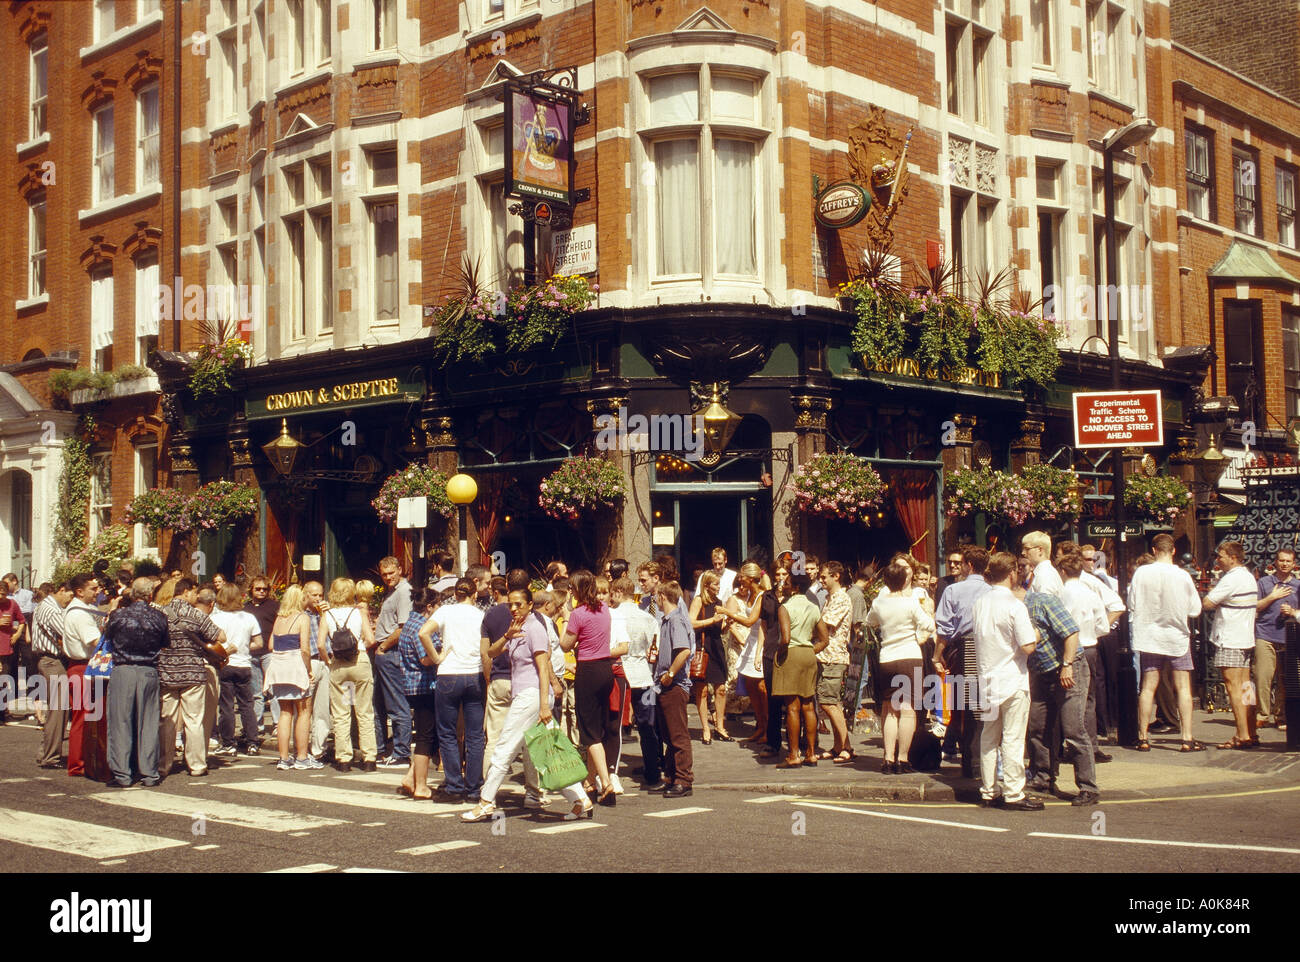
left=552, top=223, right=596, bottom=275
left=652, top=526, right=676, bottom=546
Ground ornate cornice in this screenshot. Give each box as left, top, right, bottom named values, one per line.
left=81, top=71, right=118, bottom=112
left=124, top=49, right=163, bottom=92
left=645, top=325, right=772, bottom=385
left=792, top=394, right=832, bottom=431
left=17, top=8, right=51, bottom=44
left=121, top=221, right=162, bottom=260
left=79, top=235, right=118, bottom=273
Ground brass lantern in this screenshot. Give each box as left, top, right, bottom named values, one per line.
left=261, top=419, right=303, bottom=476
left=1195, top=433, right=1228, bottom=490
left=699, top=386, right=742, bottom=467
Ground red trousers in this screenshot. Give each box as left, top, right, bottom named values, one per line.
left=66, top=662, right=89, bottom=776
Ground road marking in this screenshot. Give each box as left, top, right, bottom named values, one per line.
left=212, top=779, right=465, bottom=815
left=342, top=867, right=405, bottom=873
left=99, top=859, right=126, bottom=866
left=0, top=778, right=32, bottom=784
left=644, top=806, right=712, bottom=818
left=397, top=840, right=480, bottom=855
left=745, top=794, right=796, bottom=804
left=785, top=783, right=1300, bottom=810
left=531, top=822, right=606, bottom=835
left=289, top=831, right=311, bottom=837
left=88, top=789, right=347, bottom=833
left=193, top=844, right=219, bottom=851
left=0, top=808, right=188, bottom=858
left=792, top=801, right=1010, bottom=833
left=1027, top=832, right=1300, bottom=855
left=265, top=863, right=337, bottom=873
left=362, top=822, right=386, bottom=827
left=45, top=793, right=66, bottom=798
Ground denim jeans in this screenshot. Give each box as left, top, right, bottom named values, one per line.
left=107, top=665, right=161, bottom=787
left=436, top=673, right=485, bottom=796
left=630, top=686, right=662, bottom=783
left=372, top=649, right=411, bottom=762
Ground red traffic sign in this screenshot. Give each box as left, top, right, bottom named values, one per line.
left=1073, top=390, right=1164, bottom=448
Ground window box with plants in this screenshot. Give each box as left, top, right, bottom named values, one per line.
left=429, top=256, right=597, bottom=368
left=842, top=251, right=1063, bottom=392
left=51, top=365, right=158, bottom=406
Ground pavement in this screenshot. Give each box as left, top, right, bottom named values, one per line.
left=686, top=706, right=1300, bottom=803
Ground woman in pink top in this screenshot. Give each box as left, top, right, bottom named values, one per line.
left=559, top=571, right=617, bottom=806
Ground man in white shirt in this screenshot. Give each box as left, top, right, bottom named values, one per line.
left=973, top=552, right=1041, bottom=810
left=611, top=577, right=662, bottom=789
left=1021, top=531, right=1063, bottom=598
left=694, top=547, right=736, bottom=604
left=62, top=573, right=106, bottom=777
left=1059, top=553, right=1112, bottom=760
left=1203, top=540, right=1259, bottom=749
left=1057, top=541, right=1125, bottom=760
left=1128, top=533, right=1203, bottom=749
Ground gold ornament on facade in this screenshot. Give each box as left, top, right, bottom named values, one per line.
left=170, top=444, right=197, bottom=474
left=229, top=437, right=252, bottom=467
left=586, top=397, right=627, bottom=432
left=423, top=416, right=456, bottom=449
left=792, top=395, right=831, bottom=430
left=846, top=106, right=912, bottom=248
left=1015, top=419, right=1045, bottom=449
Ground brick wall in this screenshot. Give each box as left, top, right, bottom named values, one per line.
left=1171, top=0, right=1300, bottom=102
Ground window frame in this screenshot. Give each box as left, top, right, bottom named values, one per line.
left=1030, top=0, right=1055, bottom=70
left=373, top=0, right=396, bottom=51
left=1284, top=307, right=1300, bottom=421
left=134, top=251, right=160, bottom=364
left=91, top=267, right=115, bottom=372
left=1185, top=123, right=1215, bottom=221
left=316, top=0, right=331, bottom=65
left=94, top=0, right=116, bottom=43
left=945, top=9, right=994, bottom=126
left=29, top=33, right=47, bottom=140
left=638, top=65, right=768, bottom=288
left=369, top=199, right=400, bottom=324
left=1035, top=160, right=1066, bottom=323
left=93, top=103, right=116, bottom=205
left=28, top=193, right=46, bottom=300
left=89, top=451, right=113, bottom=542
left=133, top=441, right=160, bottom=558
left=1276, top=162, right=1297, bottom=249
left=1233, top=144, right=1261, bottom=237
left=136, top=84, right=161, bottom=191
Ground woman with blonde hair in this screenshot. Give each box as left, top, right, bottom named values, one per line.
left=322, top=577, right=377, bottom=772
left=688, top=572, right=730, bottom=742
left=263, top=584, right=312, bottom=770
left=727, top=562, right=769, bottom=744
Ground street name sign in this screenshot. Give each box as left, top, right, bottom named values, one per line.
left=1073, top=389, right=1164, bottom=448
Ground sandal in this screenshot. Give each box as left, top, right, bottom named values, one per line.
left=460, top=801, right=496, bottom=823
left=1216, top=737, right=1255, bottom=749
left=1179, top=740, right=1206, bottom=753
left=802, top=755, right=819, bottom=766
left=715, top=731, right=734, bottom=742
left=832, top=750, right=856, bottom=764
left=777, top=757, right=803, bottom=769
left=1136, top=739, right=1151, bottom=752
left=701, top=737, right=712, bottom=746
left=397, top=782, right=415, bottom=797
left=817, top=750, right=834, bottom=761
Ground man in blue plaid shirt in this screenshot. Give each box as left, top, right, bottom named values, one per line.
left=1015, top=577, right=1099, bottom=806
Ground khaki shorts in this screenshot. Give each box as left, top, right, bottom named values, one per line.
left=817, top=662, right=846, bottom=705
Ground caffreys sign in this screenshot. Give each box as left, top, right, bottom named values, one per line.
left=815, top=182, right=870, bottom=229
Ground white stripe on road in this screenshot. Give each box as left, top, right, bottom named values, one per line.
left=88, top=789, right=348, bottom=833
left=0, top=808, right=188, bottom=858
left=193, top=844, right=219, bottom=851
left=397, top=840, right=480, bottom=856
left=342, top=867, right=405, bottom=873
left=1028, top=832, right=1300, bottom=855
left=531, top=822, right=606, bottom=834
left=265, top=863, right=337, bottom=873
left=213, top=779, right=465, bottom=815
left=793, top=801, right=1010, bottom=833
left=745, top=794, right=797, bottom=804
left=643, top=807, right=712, bottom=818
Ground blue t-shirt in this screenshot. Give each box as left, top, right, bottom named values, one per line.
left=1256, top=574, right=1299, bottom=645
left=398, top=611, right=436, bottom=697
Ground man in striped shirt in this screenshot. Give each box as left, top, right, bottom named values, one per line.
left=32, top=583, right=73, bottom=768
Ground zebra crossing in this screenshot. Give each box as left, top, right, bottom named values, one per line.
left=0, top=766, right=719, bottom=871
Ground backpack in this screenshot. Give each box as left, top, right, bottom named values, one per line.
left=328, top=608, right=359, bottom=660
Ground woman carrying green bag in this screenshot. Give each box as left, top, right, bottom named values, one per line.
left=462, top=588, right=593, bottom=823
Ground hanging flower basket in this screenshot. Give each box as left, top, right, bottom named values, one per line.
left=1124, top=475, right=1191, bottom=524
left=538, top=455, right=625, bottom=522
left=188, top=480, right=260, bottom=530
left=945, top=467, right=1033, bottom=526
left=789, top=452, right=888, bottom=525
left=125, top=487, right=195, bottom=533
left=372, top=465, right=456, bottom=524
left=1019, top=463, right=1083, bottom=523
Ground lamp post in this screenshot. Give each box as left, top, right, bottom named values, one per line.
left=445, top=473, right=478, bottom=576
left=1102, top=117, right=1156, bottom=747
left=261, top=419, right=302, bottom=476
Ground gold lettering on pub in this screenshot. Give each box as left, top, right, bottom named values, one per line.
left=265, top=377, right=401, bottom=412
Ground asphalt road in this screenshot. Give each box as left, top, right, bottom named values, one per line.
left=0, top=720, right=1297, bottom=875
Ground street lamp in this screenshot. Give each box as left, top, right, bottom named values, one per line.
left=1102, top=117, right=1156, bottom=747
left=446, top=473, right=477, bottom=575
left=699, top=384, right=743, bottom=467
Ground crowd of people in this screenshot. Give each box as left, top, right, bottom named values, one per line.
left=8, top=532, right=1290, bottom=816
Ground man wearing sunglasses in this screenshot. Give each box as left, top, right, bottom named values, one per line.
left=244, top=577, right=279, bottom=738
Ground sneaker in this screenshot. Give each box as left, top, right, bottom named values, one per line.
left=300, top=755, right=324, bottom=770
left=378, top=755, right=408, bottom=768
left=1071, top=790, right=1101, bottom=807
left=242, top=743, right=260, bottom=756
left=276, top=758, right=294, bottom=771
left=524, top=793, right=547, bottom=809
left=1003, top=796, right=1045, bottom=811
left=211, top=745, right=237, bottom=758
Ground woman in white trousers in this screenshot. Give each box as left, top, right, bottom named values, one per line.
left=462, top=589, right=591, bottom=822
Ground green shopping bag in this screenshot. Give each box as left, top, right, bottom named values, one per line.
left=524, top=721, right=589, bottom=792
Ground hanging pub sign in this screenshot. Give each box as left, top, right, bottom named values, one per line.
left=814, top=181, right=870, bottom=230
left=505, top=85, right=575, bottom=207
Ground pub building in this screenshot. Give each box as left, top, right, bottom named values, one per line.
left=143, top=1, right=1297, bottom=585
